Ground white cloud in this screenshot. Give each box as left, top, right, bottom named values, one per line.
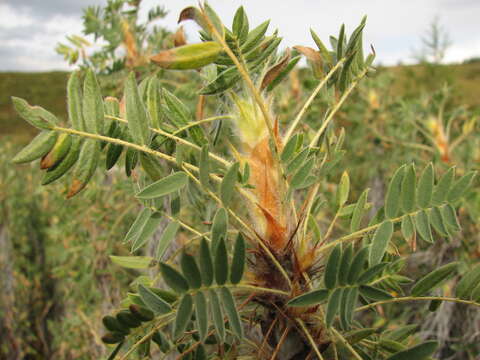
left=0, top=4, right=34, bottom=29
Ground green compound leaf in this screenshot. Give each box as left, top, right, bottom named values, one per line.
left=385, top=165, right=405, bottom=218
left=155, top=221, right=180, bottom=261
left=180, top=251, right=202, bottom=289
left=214, top=238, right=229, bottom=285
left=174, top=294, right=194, bottom=339
left=429, top=206, right=448, bottom=236
left=326, top=287, right=342, bottom=327
left=337, top=171, right=350, bottom=207
left=441, top=204, right=460, bottom=233
left=220, top=162, right=239, bottom=207
left=414, top=210, right=433, bottom=243
left=219, top=287, right=243, bottom=339
left=209, top=289, right=225, bottom=341
left=447, top=171, right=477, bottom=203
left=160, top=263, right=189, bottom=293
left=67, top=71, right=84, bottom=130
left=199, top=144, right=210, bottom=188
left=124, top=208, right=151, bottom=244
left=12, top=97, right=56, bottom=130
left=67, top=139, right=100, bottom=198
left=287, top=289, right=329, bottom=307
left=456, top=264, right=480, bottom=299
left=199, top=238, right=214, bottom=286
left=151, top=41, right=223, bottom=70
left=125, top=72, right=150, bottom=146
left=194, top=291, right=209, bottom=342
left=401, top=163, right=416, bottom=213
left=110, top=256, right=154, bottom=269
left=12, top=131, right=58, bottom=164
left=350, top=189, right=369, bottom=232
left=338, top=244, right=353, bottom=286
left=136, top=172, right=188, bottom=199
left=416, top=162, right=434, bottom=209
left=358, top=263, right=388, bottom=284
left=348, top=247, right=369, bottom=284
left=359, top=285, right=393, bottom=301
left=131, top=212, right=163, bottom=253
left=138, top=284, right=172, bottom=314
left=432, top=166, right=455, bottom=205
left=230, top=233, right=246, bottom=284
left=411, top=262, right=458, bottom=296
left=400, top=215, right=415, bottom=241
left=211, top=207, right=228, bottom=251
left=385, top=341, right=438, bottom=360
left=324, top=244, right=342, bottom=289
left=82, top=69, right=104, bottom=134
left=369, top=220, right=393, bottom=266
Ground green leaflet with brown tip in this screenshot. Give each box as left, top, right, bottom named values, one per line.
left=151, top=42, right=222, bottom=70
left=67, top=139, right=100, bottom=198
left=42, top=137, right=82, bottom=185
left=40, top=133, right=72, bottom=169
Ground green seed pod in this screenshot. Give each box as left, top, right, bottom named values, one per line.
left=129, top=304, right=154, bottom=322
left=12, top=131, right=58, bottom=164
left=101, top=332, right=125, bottom=344
left=40, top=133, right=72, bottom=169
left=102, top=315, right=130, bottom=335
left=116, top=310, right=142, bottom=328
left=151, top=42, right=223, bottom=70
left=42, top=138, right=82, bottom=185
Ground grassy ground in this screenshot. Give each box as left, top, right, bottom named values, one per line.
left=0, top=72, right=69, bottom=138
left=1, top=62, right=479, bottom=139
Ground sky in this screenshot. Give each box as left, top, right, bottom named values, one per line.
left=0, top=0, right=479, bottom=71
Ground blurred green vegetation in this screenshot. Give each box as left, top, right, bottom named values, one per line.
left=2, top=62, right=479, bottom=140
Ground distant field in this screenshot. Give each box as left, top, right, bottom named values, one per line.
left=0, top=72, right=69, bottom=139
left=1, top=62, right=479, bottom=139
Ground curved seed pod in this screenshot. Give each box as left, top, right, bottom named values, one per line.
left=12, top=131, right=58, bottom=164
left=129, top=304, right=154, bottom=322
left=101, top=332, right=125, bottom=344
left=40, top=133, right=72, bottom=169
left=151, top=42, right=222, bottom=70
left=42, top=138, right=82, bottom=185
left=116, top=310, right=142, bottom=328
left=102, top=315, right=130, bottom=335
left=67, top=139, right=100, bottom=198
